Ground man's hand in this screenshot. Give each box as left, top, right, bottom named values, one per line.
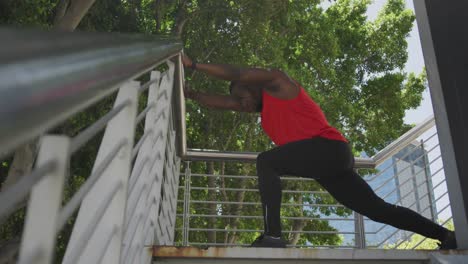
left=182, top=54, right=193, bottom=68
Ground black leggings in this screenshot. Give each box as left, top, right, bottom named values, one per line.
left=256, top=137, right=448, bottom=240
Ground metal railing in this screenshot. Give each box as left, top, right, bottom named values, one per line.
left=175, top=116, right=453, bottom=249
left=0, top=29, right=185, bottom=264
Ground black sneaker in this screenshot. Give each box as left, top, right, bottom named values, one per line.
left=250, top=234, right=287, bottom=248
left=438, top=231, right=457, bottom=250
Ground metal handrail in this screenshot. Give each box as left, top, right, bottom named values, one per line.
left=182, top=200, right=345, bottom=207
left=185, top=149, right=376, bottom=168
left=183, top=214, right=356, bottom=221
left=0, top=28, right=183, bottom=156
left=185, top=228, right=357, bottom=235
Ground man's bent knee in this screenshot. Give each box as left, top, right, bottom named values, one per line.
left=256, top=151, right=274, bottom=167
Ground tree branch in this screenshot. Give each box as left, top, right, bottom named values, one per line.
left=53, top=0, right=97, bottom=31
left=53, top=0, right=70, bottom=26
left=174, top=7, right=232, bottom=37
left=173, top=0, right=189, bottom=36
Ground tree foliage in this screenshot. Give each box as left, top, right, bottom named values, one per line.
left=0, top=0, right=427, bottom=254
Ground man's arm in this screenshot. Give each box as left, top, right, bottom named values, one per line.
left=183, top=55, right=281, bottom=83
left=186, top=88, right=249, bottom=112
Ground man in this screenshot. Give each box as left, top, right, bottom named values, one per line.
left=181, top=55, right=457, bottom=249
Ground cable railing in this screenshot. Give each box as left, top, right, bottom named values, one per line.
left=0, top=29, right=184, bottom=264
left=175, top=117, right=453, bottom=249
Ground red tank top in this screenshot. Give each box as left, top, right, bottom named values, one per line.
left=261, top=86, right=347, bottom=146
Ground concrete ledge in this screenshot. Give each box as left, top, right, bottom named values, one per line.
left=153, top=246, right=438, bottom=260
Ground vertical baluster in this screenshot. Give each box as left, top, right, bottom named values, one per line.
left=63, top=81, right=138, bottom=264
left=145, top=61, right=175, bottom=247
left=18, top=136, right=70, bottom=264
left=354, top=170, right=366, bottom=249
left=121, top=71, right=161, bottom=262
left=421, top=139, right=437, bottom=222
left=123, top=61, right=175, bottom=263
left=168, top=129, right=181, bottom=243
left=182, top=161, right=191, bottom=246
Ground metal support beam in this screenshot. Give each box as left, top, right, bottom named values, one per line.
left=354, top=212, right=366, bottom=249
left=173, top=54, right=187, bottom=158
left=414, top=0, right=468, bottom=249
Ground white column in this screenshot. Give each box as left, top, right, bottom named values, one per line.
left=18, top=136, right=70, bottom=264
left=122, top=61, right=175, bottom=263
left=63, top=81, right=139, bottom=264
left=121, top=71, right=161, bottom=263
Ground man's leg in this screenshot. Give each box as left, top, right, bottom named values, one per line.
left=316, top=170, right=450, bottom=241
left=255, top=137, right=455, bottom=248
left=255, top=138, right=352, bottom=238
left=256, top=151, right=283, bottom=237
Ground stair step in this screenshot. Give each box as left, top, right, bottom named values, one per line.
left=152, top=246, right=465, bottom=264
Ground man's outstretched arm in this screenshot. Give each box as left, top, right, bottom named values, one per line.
left=186, top=88, right=251, bottom=112
left=182, top=55, right=282, bottom=84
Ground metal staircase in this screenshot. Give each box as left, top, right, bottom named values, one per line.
left=0, top=28, right=467, bottom=264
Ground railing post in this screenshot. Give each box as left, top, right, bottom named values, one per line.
left=411, top=158, right=421, bottom=213
left=121, top=61, right=175, bottom=262
left=147, top=62, right=175, bottom=246
left=121, top=61, right=179, bottom=262
left=163, top=114, right=181, bottom=244
left=63, top=81, right=138, bottom=264
left=182, top=161, right=191, bottom=246
left=353, top=169, right=367, bottom=249
left=354, top=212, right=366, bottom=249
left=18, top=136, right=70, bottom=264
left=121, top=71, right=161, bottom=264
left=173, top=53, right=186, bottom=158
left=421, top=139, right=437, bottom=222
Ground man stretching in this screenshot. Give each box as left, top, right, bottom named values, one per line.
left=181, top=55, right=457, bottom=249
